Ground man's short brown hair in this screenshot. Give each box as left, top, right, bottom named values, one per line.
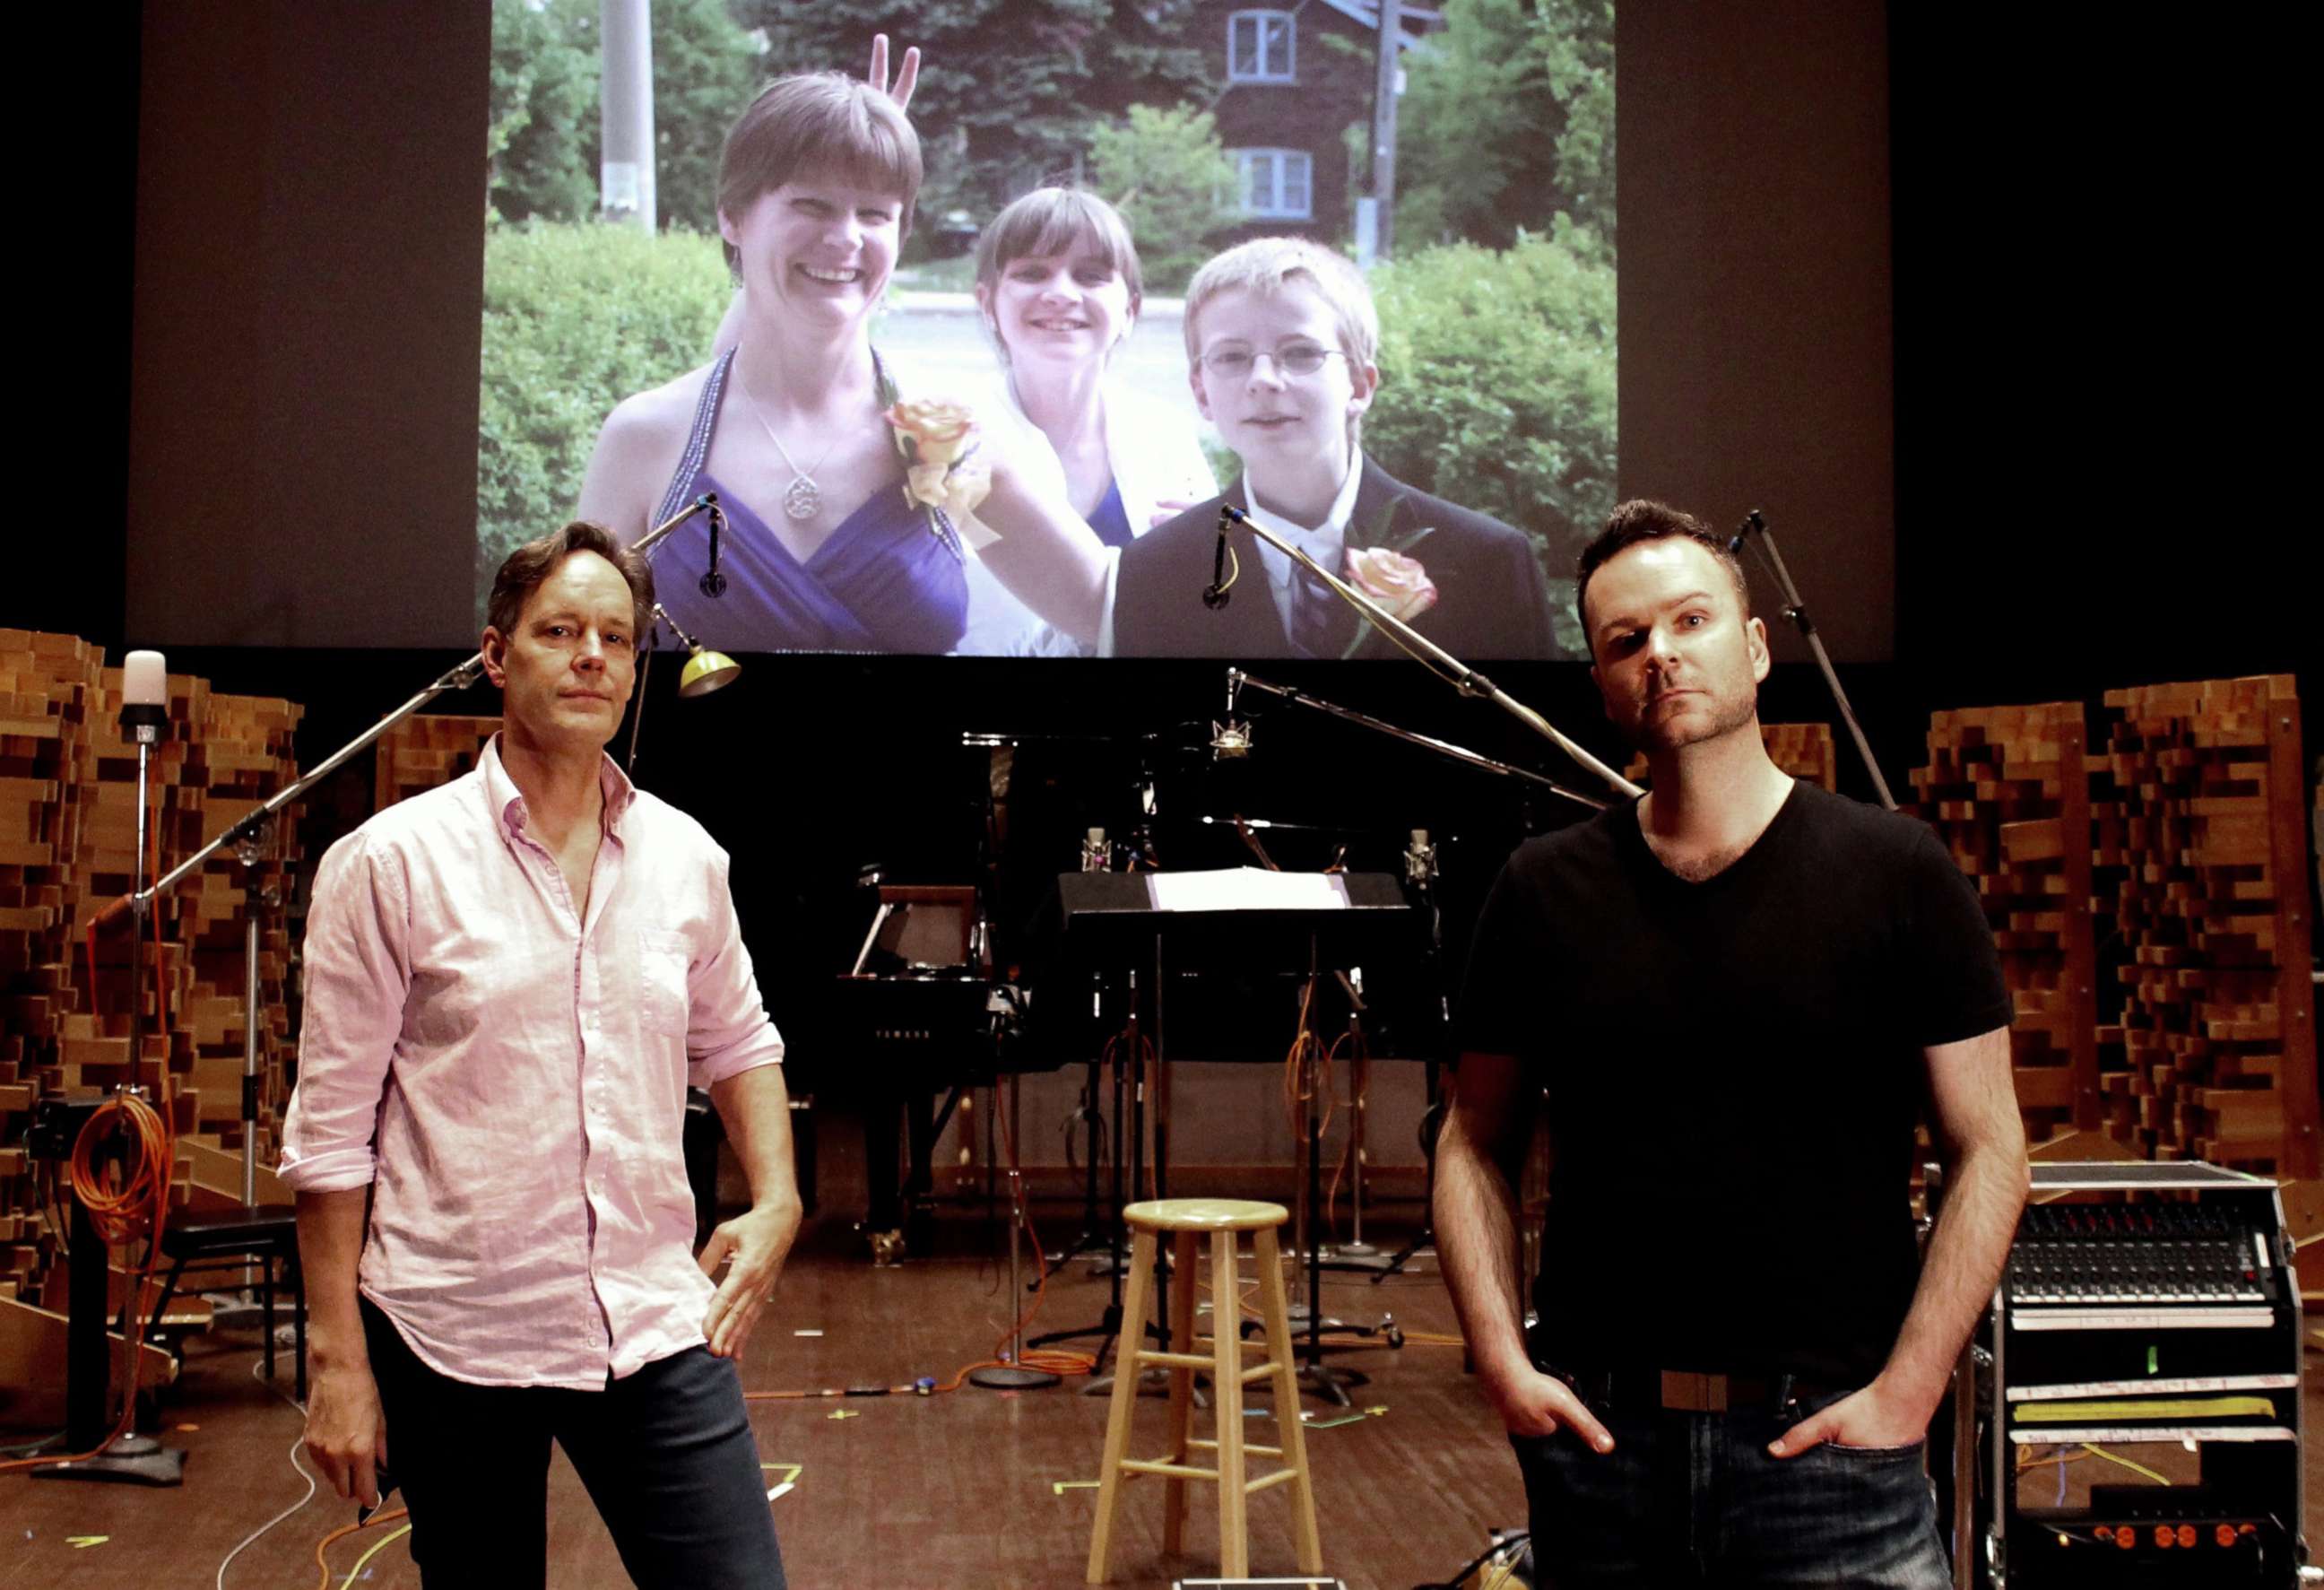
left=486, top=522, right=654, bottom=644
left=1574, top=500, right=1751, bottom=655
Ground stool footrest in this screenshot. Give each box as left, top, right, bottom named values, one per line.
left=1244, top=1465, right=1301, bottom=1497
left=1190, top=1438, right=1282, bottom=1458
left=1238, top=1361, right=1277, bottom=1385
left=1122, top=1457, right=1219, bottom=1482
left=1135, top=1350, right=1217, bottom=1372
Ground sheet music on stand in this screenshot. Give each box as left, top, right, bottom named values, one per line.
left=1145, top=868, right=1351, bottom=915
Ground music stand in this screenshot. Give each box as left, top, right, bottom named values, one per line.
left=1048, top=871, right=1416, bottom=1404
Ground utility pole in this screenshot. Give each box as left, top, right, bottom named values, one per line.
left=1371, top=0, right=1401, bottom=260
left=601, top=0, right=656, bottom=232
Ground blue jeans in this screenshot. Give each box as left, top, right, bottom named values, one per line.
left=1509, top=1388, right=1950, bottom=1587
left=362, top=1298, right=785, bottom=1590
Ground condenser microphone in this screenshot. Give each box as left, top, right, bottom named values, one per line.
left=1403, top=828, right=1438, bottom=889
left=1209, top=668, right=1252, bottom=757
left=699, top=503, right=729, bottom=598
left=121, top=649, right=169, bottom=744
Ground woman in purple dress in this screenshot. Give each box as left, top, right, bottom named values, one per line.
left=577, top=70, right=1106, bottom=655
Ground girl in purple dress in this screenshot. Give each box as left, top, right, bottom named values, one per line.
left=577, top=71, right=1106, bottom=655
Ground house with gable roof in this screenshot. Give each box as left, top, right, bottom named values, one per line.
left=1192, top=0, right=1440, bottom=246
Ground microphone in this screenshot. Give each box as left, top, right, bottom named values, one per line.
left=1202, top=504, right=1244, bottom=610
left=1403, top=828, right=1438, bottom=890
left=699, top=503, right=728, bottom=599
left=1728, top=508, right=1766, bottom=555
left=1209, top=668, right=1252, bottom=758
left=121, top=649, right=169, bottom=744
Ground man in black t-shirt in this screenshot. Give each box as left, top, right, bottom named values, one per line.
left=1435, top=501, right=2026, bottom=1586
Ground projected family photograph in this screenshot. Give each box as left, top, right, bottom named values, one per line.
left=478, top=0, right=1614, bottom=659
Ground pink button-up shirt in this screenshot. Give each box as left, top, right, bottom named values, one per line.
left=279, top=738, right=782, bottom=1389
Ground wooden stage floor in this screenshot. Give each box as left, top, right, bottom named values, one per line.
left=6, top=1144, right=2321, bottom=1587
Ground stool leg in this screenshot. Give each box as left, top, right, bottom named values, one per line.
left=1087, top=1227, right=1156, bottom=1584
left=1210, top=1231, right=1248, bottom=1577
left=1163, top=1229, right=1198, bottom=1554
left=1254, top=1225, right=1322, bottom=1573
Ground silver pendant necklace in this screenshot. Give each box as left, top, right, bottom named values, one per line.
left=738, top=380, right=838, bottom=522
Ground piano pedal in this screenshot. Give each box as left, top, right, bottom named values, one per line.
left=866, top=1228, right=907, bottom=1267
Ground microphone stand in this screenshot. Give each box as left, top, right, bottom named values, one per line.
left=1227, top=671, right=1605, bottom=813
left=48, top=497, right=719, bottom=1479
left=1217, top=505, right=1641, bottom=802
left=91, top=496, right=721, bottom=931
left=1729, top=510, right=1895, bottom=811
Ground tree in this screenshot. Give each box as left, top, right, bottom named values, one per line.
left=475, top=222, right=733, bottom=608
left=489, top=0, right=598, bottom=225
left=1392, top=0, right=1614, bottom=257
left=490, top=0, right=763, bottom=233
left=735, top=2, right=1210, bottom=253
left=1365, top=230, right=1617, bottom=654
left=648, top=0, right=763, bottom=233
left=1088, top=105, right=1238, bottom=293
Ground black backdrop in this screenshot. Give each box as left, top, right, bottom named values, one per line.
left=14, top=6, right=2313, bottom=1081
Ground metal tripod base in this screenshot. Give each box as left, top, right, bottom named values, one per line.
left=1369, top=1236, right=1435, bottom=1282
left=30, top=1433, right=186, bottom=1487
left=1283, top=1300, right=1352, bottom=1332
left=968, top=1363, right=1060, bottom=1391
left=1041, top=1226, right=1112, bottom=1270
left=1296, top=1363, right=1367, bottom=1407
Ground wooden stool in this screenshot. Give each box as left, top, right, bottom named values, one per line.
left=1086, top=1198, right=1321, bottom=1583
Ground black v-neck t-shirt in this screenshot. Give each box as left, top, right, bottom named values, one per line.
left=1456, top=780, right=2011, bottom=1384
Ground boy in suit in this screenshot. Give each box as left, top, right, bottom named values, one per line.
left=1110, top=238, right=1565, bottom=660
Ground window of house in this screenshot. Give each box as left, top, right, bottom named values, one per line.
left=1234, top=149, right=1313, bottom=220
left=1228, top=11, right=1295, bottom=83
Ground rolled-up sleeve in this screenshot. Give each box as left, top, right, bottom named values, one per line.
left=683, top=850, right=784, bottom=1090
left=277, top=831, right=411, bottom=1192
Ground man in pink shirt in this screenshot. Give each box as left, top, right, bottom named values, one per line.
left=280, top=522, right=800, bottom=1588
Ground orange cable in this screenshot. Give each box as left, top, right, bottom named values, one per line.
left=2, top=814, right=180, bottom=1479
left=0, top=1091, right=174, bottom=1474
left=312, top=1508, right=409, bottom=1590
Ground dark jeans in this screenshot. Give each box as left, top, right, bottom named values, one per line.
left=1510, top=1387, right=1950, bottom=1588
left=362, top=1299, right=785, bottom=1590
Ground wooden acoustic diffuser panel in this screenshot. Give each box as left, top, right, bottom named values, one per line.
left=1911, top=702, right=2100, bottom=1148
left=2097, top=675, right=2316, bottom=1177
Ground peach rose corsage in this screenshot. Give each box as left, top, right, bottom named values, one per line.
left=884, top=396, right=996, bottom=552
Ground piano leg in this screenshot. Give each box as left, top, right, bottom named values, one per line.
left=863, top=1090, right=906, bottom=1264
left=903, top=1083, right=941, bottom=1255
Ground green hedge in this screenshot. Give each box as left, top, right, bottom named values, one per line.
left=1366, top=229, right=1617, bottom=654
left=475, top=220, right=732, bottom=612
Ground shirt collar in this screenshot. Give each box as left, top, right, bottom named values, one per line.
left=481, top=734, right=637, bottom=838
left=1244, top=452, right=1367, bottom=568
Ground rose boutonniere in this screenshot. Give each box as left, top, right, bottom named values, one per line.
left=1343, top=545, right=1438, bottom=621
left=1336, top=496, right=1438, bottom=659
